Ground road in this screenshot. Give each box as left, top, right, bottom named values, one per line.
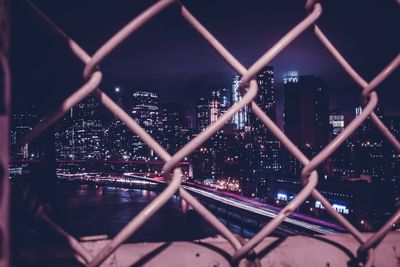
left=59, top=172, right=344, bottom=235
left=122, top=173, right=344, bottom=234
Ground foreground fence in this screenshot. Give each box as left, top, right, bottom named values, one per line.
left=1, top=0, right=400, bottom=266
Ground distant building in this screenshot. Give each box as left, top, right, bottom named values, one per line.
left=196, top=87, right=232, bottom=131
left=10, top=111, right=39, bottom=159
left=257, top=66, right=276, bottom=121
left=283, top=71, right=299, bottom=84
left=329, top=110, right=400, bottom=183
left=284, top=73, right=329, bottom=149
left=251, top=66, right=276, bottom=137
left=71, top=96, right=103, bottom=160
left=383, top=117, right=400, bottom=183
left=386, top=115, right=400, bottom=140
left=104, top=118, right=131, bottom=160
left=231, top=75, right=250, bottom=129
left=130, top=91, right=160, bottom=159
left=211, top=87, right=231, bottom=115
left=131, top=91, right=159, bottom=135
left=196, top=97, right=209, bottom=132
left=271, top=179, right=397, bottom=230
left=55, top=95, right=104, bottom=160
left=104, top=88, right=131, bottom=160
left=54, top=110, right=74, bottom=159
left=159, top=103, right=189, bottom=154
left=209, top=98, right=221, bottom=124
left=329, top=109, right=345, bottom=138
left=224, top=66, right=285, bottom=197
left=355, top=106, right=363, bottom=117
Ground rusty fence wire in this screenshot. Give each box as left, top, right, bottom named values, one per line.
left=2, top=0, right=400, bottom=266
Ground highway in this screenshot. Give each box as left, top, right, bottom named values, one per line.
left=182, top=184, right=340, bottom=235
left=60, top=172, right=344, bottom=235
left=122, top=173, right=344, bottom=234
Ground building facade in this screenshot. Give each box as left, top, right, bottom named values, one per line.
left=284, top=73, right=329, bottom=150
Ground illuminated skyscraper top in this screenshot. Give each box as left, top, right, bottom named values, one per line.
left=329, top=109, right=345, bottom=138
left=283, top=71, right=299, bottom=84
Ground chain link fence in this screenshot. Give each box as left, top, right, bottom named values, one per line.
left=2, top=0, right=400, bottom=266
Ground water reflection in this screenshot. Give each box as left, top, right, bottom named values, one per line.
left=54, top=183, right=219, bottom=243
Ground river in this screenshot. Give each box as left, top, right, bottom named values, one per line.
left=51, top=182, right=256, bottom=243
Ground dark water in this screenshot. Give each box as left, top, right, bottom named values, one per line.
left=53, top=183, right=221, bottom=243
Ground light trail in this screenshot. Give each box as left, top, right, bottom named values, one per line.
left=58, top=172, right=340, bottom=235
left=124, top=173, right=338, bottom=234
left=181, top=185, right=335, bottom=235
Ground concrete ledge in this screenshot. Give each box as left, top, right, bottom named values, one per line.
left=113, top=233, right=400, bottom=267
left=16, top=232, right=400, bottom=266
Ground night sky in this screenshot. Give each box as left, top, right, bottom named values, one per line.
left=10, top=0, right=400, bottom=126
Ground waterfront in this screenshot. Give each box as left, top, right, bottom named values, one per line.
left=52, top=183, right=220, bottom=243
left=11, top=169, right=343, bottom=248
left=45, top=179, right=336, bottom=242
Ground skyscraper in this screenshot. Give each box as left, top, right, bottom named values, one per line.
left=231, top=75, right=250, bottom=129
left=104, top=87, right=131, bottom=160
left=211, top=87, right=231, bottom=115
left=209, top=98, right=221, bottom=124
left=159, top=103, right=189, bottom=154
left=248, top=66, right=281, bottom=197
left=329, top=109, right=345, bottom=138
left=130, top=91, right=159, bottom=159
left=196, top=97, right=209, bottom=132
left=56, top=95, right=104, bottom=160
left=251, top=66, right=276, bottom=137
left=10, top=111, right=39, bottom=159
left=284, top=73, right=329, bottom=149
left=131, top=91, right=159, bottom=135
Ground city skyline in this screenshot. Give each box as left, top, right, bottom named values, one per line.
left=11, top=65, right=400, bottom=181
left=10, top=65, right=400, bottom=230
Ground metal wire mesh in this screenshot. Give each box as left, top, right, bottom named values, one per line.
left=3, top=0, right=400, bottom=266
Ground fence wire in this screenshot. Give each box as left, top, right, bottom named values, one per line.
left=4, top=0, right=400, bottom=266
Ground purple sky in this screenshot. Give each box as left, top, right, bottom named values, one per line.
left=10, top=0, right=400, bottom=127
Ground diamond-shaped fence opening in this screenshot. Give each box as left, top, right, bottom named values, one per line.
left=2, top=0, right=400, bottom=266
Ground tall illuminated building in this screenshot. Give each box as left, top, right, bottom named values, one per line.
left=130, top=91, right=159, bottom=159
left=246, top=66, right=281, bottom=197
left=329, top=109, right=345, bottom=138
left=159, top=103, right=189, bottom=154
left=251, top=66, right=276, bottom=137
left=196, top=97, right=209, bottom=132
left=103, top=87, right=131, bottom=160
left=231, top=75, right=250, bottom=129
left=209, top=98, right=221, bottom=124
left=56, top=95, right=104, bottom=160
left=211, top=87, right=231, bottom=115
left=10, top=111, right=39, bottom=159
left=131, top=91, right=159, bottom=134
